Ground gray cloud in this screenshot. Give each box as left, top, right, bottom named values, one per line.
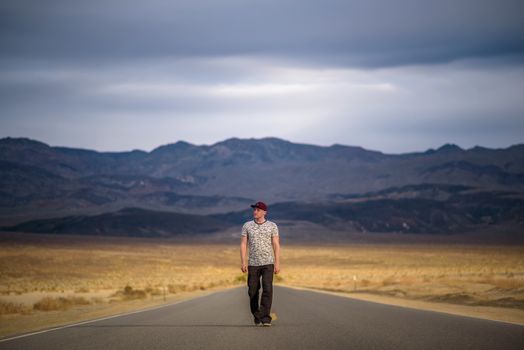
left=1, top=1, right=523, bottom=153
left=1, top=0, right=523, bottom=67
left=1, top=55, right=523, bottom=153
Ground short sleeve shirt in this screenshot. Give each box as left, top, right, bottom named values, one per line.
left=241, top=219, right=279, bottom=266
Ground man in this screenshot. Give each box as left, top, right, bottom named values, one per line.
left=240, top=201, right=280, bottom=327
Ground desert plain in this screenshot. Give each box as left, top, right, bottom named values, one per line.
left=1, top=231, right=523, bottom=339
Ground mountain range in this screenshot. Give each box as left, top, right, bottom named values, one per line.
left=1, top=136, right=523, bottom=240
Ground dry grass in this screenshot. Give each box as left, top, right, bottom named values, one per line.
left=0, top=234, right=523, bottom=337
left=0, top=300, right=32, bottom=315
left=0, top=235, right=248, bottom=338
left=0, top=239, right=245, bottom=301
left=279, top=243, right=524, bottom=308
left=33, top=295, right=91, bottom=311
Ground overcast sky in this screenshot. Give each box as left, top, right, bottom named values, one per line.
left=1, top=0, right=523, bottom=154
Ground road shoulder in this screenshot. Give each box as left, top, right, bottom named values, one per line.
left=277, top=284, right=524, bottom=326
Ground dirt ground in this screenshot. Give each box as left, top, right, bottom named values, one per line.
left=1, top=232, right=523, bottom=338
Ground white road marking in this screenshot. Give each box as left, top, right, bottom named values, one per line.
left=0, top=286, right=240, bottom=343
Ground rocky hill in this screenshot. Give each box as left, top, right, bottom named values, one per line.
left=1, top=136, right=523, bottom=238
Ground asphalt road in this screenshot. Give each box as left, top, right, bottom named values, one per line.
left=1, top=285, right=523, bottom=350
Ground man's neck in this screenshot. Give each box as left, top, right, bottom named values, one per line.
left=254, top=217, right=267, bottom=224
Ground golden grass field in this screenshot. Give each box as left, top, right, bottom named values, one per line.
left=1, top=233, right=523, bottom=338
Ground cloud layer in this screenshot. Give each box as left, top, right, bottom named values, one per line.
left=1, top=0, right=523, bottom=153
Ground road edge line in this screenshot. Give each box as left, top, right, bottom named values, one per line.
left=0, top=285, right=243, bottom=343
left=276, top=284, right=524, bottom=327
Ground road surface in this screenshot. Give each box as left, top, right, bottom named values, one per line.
left=1, top=285, right=523, bottom=349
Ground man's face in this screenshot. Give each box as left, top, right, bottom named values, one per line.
left=252, top=207, right=266, bottom=220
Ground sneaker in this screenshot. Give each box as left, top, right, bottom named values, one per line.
left=262, top=322, right=272, bottom=327
left=254, top=320, right=263, bottom=326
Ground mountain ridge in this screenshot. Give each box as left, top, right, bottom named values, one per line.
left=1, top=136, right=523, bottom=239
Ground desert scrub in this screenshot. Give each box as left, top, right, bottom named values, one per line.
left=0, top=299, right=33, bottom=315
left=167, top=284, right=189, bottom=294
left=234, top=274, right=247, bottom=283
left=144, top=286, right=164, bottom=296
left=111, top=285, right=147, bottom=300
left=33, top=295, right=91, bottom=311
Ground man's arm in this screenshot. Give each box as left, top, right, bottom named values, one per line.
left=272, top=234, right=280, bottom=274
left=240, top=235, right=248, bottom=273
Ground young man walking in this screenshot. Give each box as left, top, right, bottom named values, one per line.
left=240, top=201, right=280, bottom=327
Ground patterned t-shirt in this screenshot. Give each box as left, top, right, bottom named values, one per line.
left=241, top=219, right=279, bottom=266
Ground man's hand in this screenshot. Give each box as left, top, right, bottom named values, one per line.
left=274, top=263, right=280, bottom=274
left=241, top=263, right=247, bottom=273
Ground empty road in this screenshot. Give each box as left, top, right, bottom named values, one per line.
left=1, top=285, right=523, bottom=349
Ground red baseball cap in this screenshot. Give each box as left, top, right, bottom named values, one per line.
left=250, top=201, right=268, bottom=211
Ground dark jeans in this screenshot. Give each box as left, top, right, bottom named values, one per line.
left=247, top=263, right=274, bottom=323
